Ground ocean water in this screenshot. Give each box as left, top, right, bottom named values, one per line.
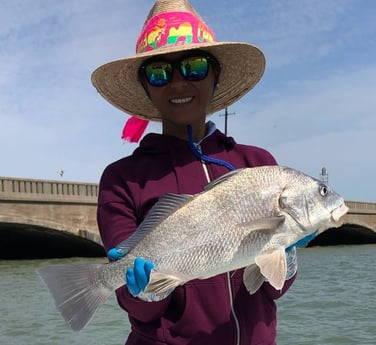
left=276, top=245, right=375, bottom=345
left=0, top=245, right=374, bottom=345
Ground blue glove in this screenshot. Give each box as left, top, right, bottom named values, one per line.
left=286, top=230, right=318, bottom=252
left=107, top=247, right=127, bottom=260
left=108, top=247, right=155, bottom=297
left=285, top=246, right=298, bottom=280
left=284, top=231, right=318, bottom=281
left=126, top=257, right=155, bottom=297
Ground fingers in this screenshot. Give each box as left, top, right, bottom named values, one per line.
left=134, top=257, right=149, bottom=289
left=126, top=257, right=155, bottom=297
left=144, top=260, right=155, bottom=279
left=126, top=268, right=141, bottom=296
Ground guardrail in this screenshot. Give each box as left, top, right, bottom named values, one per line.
left=1, top=177, right=375, bottom=211
left=346, top=201, right=376, bottom=214
left=0, top=177, right=98, bottom=203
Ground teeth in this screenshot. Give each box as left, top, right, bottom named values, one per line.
left=170, top=97, right=193, bottom=104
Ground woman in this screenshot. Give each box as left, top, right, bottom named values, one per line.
left=92, top=1, right=297, bottom=344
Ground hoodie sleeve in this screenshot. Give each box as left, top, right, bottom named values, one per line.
left=97, top=164, right=173, bottom=322
left=115, top=285, right=173, bottom=323
left=262, top=271, right=297, bottom=300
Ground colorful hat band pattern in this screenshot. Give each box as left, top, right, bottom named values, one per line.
left=136, top=11, right=215, bottom=53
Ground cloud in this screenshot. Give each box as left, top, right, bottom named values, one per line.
left=0, top=0, right=375, bottom=204
left=205, top=0, right=374, bottom=70
left=224, top=63, right=376, bottom=201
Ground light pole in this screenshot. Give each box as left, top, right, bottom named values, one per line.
left=219, top=107, right=235, bottom=135
left=320, top=167, right=329, bottom=184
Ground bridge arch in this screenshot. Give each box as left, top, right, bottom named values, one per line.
left=309, top=223, right=376, bottom=246
left=0, top=177, right=105, bottom=259
left=0, top=215, right=104, bottom=259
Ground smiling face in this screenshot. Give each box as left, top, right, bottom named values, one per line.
left=140, top=51, right=219, bottom=140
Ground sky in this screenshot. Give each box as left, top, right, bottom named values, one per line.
left=0, top=0, right=375, bottom=202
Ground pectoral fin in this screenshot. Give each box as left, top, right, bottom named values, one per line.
left=243, top=264, right=265, bottom=295
left=238, top=215, right=285, bottom=232
left=255, top=249, right=287, bottom=290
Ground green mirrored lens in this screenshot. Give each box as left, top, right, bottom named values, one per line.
left=180, top=57, right=208, bottom=80
left=143, top=54, right=210, bottom=86
left=145, top=62, right=172, bottom=86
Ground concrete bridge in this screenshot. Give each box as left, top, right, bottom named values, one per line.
left=0, top=176, right=375, bottom=259
left=0, top=176, right=102, bottom=259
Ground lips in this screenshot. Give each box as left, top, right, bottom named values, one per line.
left=331, top=203, right=349, bottom=222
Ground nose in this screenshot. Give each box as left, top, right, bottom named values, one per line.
left=170, top=67, right=187, bottom=84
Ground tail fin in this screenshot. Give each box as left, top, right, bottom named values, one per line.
left=37, top=263, right=112, bottom=331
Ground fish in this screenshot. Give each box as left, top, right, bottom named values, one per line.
left=37, top=165, right=348, bottom=331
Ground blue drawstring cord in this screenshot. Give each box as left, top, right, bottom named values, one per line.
left=187, top=125, right=236, bottom=171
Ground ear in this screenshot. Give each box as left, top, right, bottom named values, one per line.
left=138, top=72, right=151, bottom=99
left=211, top=58, right=221, bottom=95
left=213, top=79, right=219, bottom=92
left=211, top=75, right=220, bottom=97
left=143, top=85, right=151, bottom=99
left=212, top=67, right=220, bottom=95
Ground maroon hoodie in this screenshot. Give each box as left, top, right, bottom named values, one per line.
left=97, top=129, right=296, bottom=345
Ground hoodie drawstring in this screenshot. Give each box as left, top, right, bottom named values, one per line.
left=187, top=125, right=236, bottom=171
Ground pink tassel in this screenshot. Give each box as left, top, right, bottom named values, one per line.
left=121, top=116, right=149, bottom=143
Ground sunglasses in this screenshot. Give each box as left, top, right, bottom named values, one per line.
left=139, top=51, right=219, bottom=87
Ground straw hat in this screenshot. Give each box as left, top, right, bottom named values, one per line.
left=91, top=0, right=265, bottom=121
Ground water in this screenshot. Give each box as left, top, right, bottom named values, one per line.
left=0, top=245, right=375, bottom=345
left=276, top=245, right=375, bottom=345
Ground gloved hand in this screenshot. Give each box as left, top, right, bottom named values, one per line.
left=286, top=230, right=318, bottom=252
left=285, top=246, right=298, bottom=280
left=107, top=248, right=160, bottom=302
left=284, top=231, right=318, bottom=280
left=126, top=257, right=154, bottom=297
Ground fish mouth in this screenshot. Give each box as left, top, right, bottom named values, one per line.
left=331, top=203, right=349, bottom=222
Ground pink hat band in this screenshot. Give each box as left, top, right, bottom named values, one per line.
left=125, top=11, right=215, bottom=143
left=136, top=11, right=215, bottom=53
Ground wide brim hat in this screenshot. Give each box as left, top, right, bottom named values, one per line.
left=91, top=0, right=266, bottom=121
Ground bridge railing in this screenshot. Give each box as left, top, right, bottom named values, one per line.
left=1, top=176, right=375, bottom=211
left=346, top=200, right=376, bottom=214
left=0, top=177, right=98, bottom=204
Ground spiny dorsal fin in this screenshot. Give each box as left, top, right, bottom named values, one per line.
left=115, top=193, right=193, bottom=254
left=204, top=169, right=243, bottom=191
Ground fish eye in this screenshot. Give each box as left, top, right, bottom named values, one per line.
left=319, top=185, right=328, bottom=196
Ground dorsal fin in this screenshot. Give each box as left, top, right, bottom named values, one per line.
left=115, top=193, right=193, bottom=254
left=204, top=169, right=243, bottom=191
